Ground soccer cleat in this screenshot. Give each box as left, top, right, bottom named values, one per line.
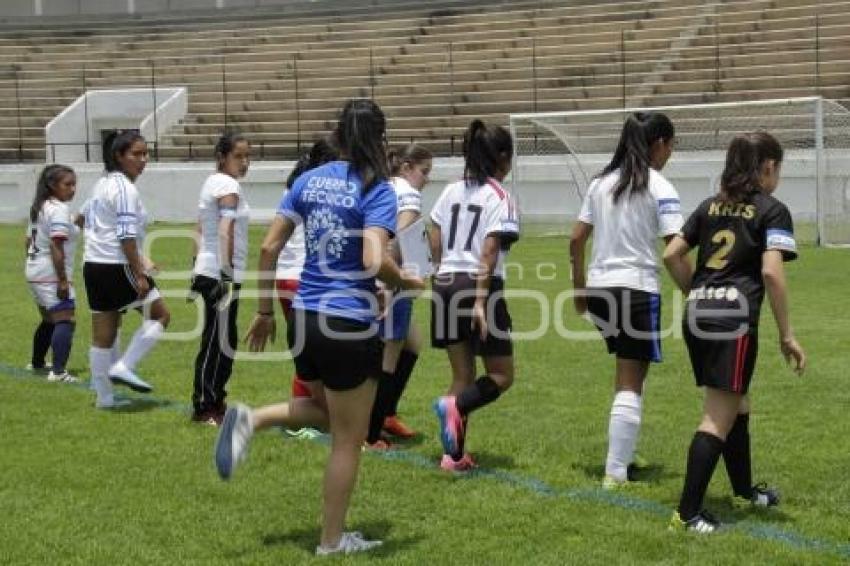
left=750, top=483, right=780, bottom=507
left=284, top=427, right=323, bottom=440
left=602, top=475, right=627, bottom=490
left=315, top=532, right=383, bottom=556
left=433, top=396, right=464, bottom=459
left=108, top=361, right=153, bottom=393
left=47, top=370, right=79, bottom=383
left=668, top=510, right=720, bottom=534
left=215, top=404, right=254, bottom=480
left=382, top=415, right=417, bottom=439
left=439, top=453, right=477, bottom=472
left=630, top=453, right=651, bottom=471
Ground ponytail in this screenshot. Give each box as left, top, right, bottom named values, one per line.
left=719, top=131, right=783, bottom=202
left=599, top=112, right=674, bottom=203
left=30, top=165, right=74, bottom=223
left=462, top=119, right=513, bottom=187
left=333, top=99, right=389, bottom=193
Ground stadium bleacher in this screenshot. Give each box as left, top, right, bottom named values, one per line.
left=0, top=0, right=848, bottom=161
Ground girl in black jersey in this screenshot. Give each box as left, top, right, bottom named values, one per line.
left=664, top=132, right=806, bottom=533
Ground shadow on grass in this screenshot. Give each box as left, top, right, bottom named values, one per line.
left=108, top=396, right=177, bottom=414
left=471, top=451, right=517, bottom=470
left=572, top=461, right=678, bottom=484
left=703, top=494, right=795, bottom=525
left=261, top=520, right=423, bottom=557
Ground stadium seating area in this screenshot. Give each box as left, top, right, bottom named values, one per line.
left=0, top=0, right=848, bottom=161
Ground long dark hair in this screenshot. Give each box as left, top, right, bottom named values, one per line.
left=599, top=112, right=675, bottom=203
left=215, top=131, right=248, bottom=168
left=30, top=165, right=74, bottom=223
left=719, top=131, right=784, bottom=203
left=287, top=136, right=338, bottom=189
left=333, top=99, right=388, bottom=192
left=103, top=129, right=146, bottom=173
left=388, top=143, right=432, bottom=176
left=463, top=119, right=513, bottom=187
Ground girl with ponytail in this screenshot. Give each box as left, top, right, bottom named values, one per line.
left=569, top=112, right=681, bottom=489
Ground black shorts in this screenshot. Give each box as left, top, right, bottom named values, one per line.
left=684, top=316, right=759, bottom=394
left=586, top=287, right=662, bottom=363
left=83, top=262, right=159, bottom=313
left=430, top=272, right=513, bottom=357
left=286, top=309, right=382, bottom=391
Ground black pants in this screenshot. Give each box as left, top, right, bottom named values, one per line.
left=192, top=275, right=240, bottom=414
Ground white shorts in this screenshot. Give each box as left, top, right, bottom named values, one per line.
left=28, top=281, right=76, bottom=311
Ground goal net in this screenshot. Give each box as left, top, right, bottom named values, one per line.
left=509, top=97, right=850, bottom=246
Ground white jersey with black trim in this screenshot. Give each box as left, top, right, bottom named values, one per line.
left=275, top=188, right=306, bottom=280
left=578, top=168, right=683, bottom=293
left=83, top=172, right=149, bottom=264
left=25, top=198, right=79, bottom=283
left=430, top=178, right=520, bottom=279
left=392, top=176, right=422, bottom=215
left=193, top=172, right=251, bottom=283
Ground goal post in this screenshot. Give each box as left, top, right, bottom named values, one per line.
left=509, top=97, right=850, bottom=247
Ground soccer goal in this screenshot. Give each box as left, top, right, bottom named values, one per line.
left=509, top=97, right=850, bottom=247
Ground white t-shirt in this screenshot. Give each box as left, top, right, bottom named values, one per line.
left=578, top=168, right=683, bottom=293
left=193, top=172, right=251, bottom=283
left=392, top=176, right=422, bottom=215
left=275, top=188, right=306, bottom=280
left=430, top=178, right=520, bottom=279
left=25, top=198, right=78, bottom=282
left=83, top=172, right=149, bottom=264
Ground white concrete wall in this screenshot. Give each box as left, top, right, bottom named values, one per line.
left=1, top=152, right=845, bottom=226
left=45, top=88, right=188, bottom=164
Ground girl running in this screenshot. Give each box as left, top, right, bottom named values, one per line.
left=430, top=119, right=520, bottom=471
left=569, top=112, right=681, bottom=489
left=665, top=132, right=805, bottom=533
left=83, top=130, right=171, bottom=409
left=214, top=99, right=424, bottom=556
left=190, top=132, right=251, bottom=425
left=25, top=165, right=80, bottom=383
left=367, top=143, right=433, bottom=446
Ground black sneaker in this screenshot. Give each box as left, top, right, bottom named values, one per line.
left=750, top=483, right=780, bottom=507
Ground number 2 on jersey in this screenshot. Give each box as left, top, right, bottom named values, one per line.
left=706, top=229, right=736, bottom=270
left=447, top=203, right=483, bottom=251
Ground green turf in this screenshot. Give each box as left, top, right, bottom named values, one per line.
left=0, top=223, right=848, bottom=565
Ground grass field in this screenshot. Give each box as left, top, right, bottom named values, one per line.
left=0, top=223, right=848, bottom=565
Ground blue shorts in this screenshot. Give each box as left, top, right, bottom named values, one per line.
left=380, top=296, right=414, bottom=341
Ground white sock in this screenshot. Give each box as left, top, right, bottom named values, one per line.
left=605, top=390, right=643, bottom=481
left=90, top=347, right=113, bottom=404
left=118, top=320, right=164, bottom=371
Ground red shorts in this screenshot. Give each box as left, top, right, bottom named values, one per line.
left=276, top=279, right=311, bottom=398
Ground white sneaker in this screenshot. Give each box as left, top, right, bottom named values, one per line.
left=215, top=404, right=254, bottom=480
left=48, top=370, right=79, bottom=383
left=315, top=532, right=383, bottom=556
left=108, top=361, right=153, bottom=393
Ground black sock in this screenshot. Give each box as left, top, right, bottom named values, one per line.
left=678, top=431, right=725, bottom=521
left=456, top=375, right=501, bottom=416
left=32, top=321, right=54, bottom=368
left=723, top=413, right=753, bottom=499
left=387, top=350, right=418, bottom=416
left=367, top=371, right=395, bottom=444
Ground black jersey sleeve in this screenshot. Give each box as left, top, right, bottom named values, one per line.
left=679, top=201, right=704, bottom=248
left=763, top=202, right=798, bottom=261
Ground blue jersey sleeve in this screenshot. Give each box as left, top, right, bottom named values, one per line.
left=362, top=182, right=398, bottom=236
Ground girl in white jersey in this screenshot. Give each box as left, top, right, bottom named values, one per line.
left=569, top=112, right=682, bottom=488
left=190, top=133, right=251, bottom=425
left=367, top=143, right=433, bottom=447
left=431, top=120, right=520, bottom=471
left=83, top=131, right=171, bottom=408
left=275, top=138, right=338, bottom=402
left=25, top=165, right=80, bottom=383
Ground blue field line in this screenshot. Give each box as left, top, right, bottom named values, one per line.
left=2, top=363, right=849, bottom=561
